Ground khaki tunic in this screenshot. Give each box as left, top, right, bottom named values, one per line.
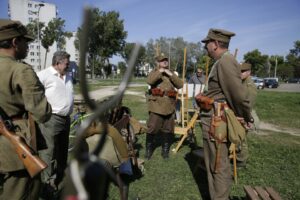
left=243, top=76, right=257, bottom=109
left=204, top=52, right=252, bottom=122
left=147, top=68, right=183, bottom=115
left=0, top=54, right=52, bottom=172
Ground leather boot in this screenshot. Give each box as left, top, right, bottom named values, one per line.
left=145, top=134, right=155, bottom=160
left=161, top=133, right=173, bottom=159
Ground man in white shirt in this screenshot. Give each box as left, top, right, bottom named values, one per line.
left=37, top=51, right=73, bottom=199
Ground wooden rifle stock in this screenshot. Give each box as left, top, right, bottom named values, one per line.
left=0, top=119, right=47, bottom=177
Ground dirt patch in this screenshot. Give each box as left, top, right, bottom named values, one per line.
left=258, top=122, right=300, bottom=136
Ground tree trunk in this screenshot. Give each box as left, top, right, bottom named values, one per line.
left=44, top=50, right=48, bottom=69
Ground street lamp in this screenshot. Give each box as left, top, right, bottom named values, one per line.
left=37, top=3, right=44, bottom=70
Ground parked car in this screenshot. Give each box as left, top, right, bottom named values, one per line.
left=253, top=78, right=265, bottom=89
left=264, top=79, right=279, bottom=88
left=287, top=78, right=300, bottom=83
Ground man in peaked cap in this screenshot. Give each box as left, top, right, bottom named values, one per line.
left=198, top=28, right=253, bottom=199
left=0, top=19, right=52, bottom=199
left=145, top=53, right=183, bottom=160
left=236, top=62, right=257, bottom=167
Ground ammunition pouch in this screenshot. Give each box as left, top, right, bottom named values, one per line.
left=209, top=114, right=227, bottom=143
left=150, top=88, right=164, bottom=97
left=166, top=90, right=177, bottom=98
left=195, top=94, right=214, bottom=111
left=150, top=88, right=177, bottom=98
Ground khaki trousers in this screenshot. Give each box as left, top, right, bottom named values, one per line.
left=202, top=117, right=232, bottom=200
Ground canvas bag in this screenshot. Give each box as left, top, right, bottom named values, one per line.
left=224, top=107, right=246, bottom=144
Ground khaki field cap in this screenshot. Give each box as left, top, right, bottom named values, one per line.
left=156, top=53, right=168, bottom=62
left=240, top=62, right=252, bottom=71
left=0, top=19, right=34, bottom=42
left=201, top=28, right=235, bottom=43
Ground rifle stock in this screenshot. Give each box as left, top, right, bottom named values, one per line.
left=0, top=119, right=47, bottom=177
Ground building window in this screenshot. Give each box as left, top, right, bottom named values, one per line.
left=30, top=52, right=35, bottom=56
left=36, top=52, right=40, bottom=56
left=31, top=59, right=35, bottom=62
left=30, top=45, right=34, bottom=49
left=29, top=17, right=33, bottom=22
left=28, top=3, right=32, bottom=8
left=37, top=46, right=40, bottom=50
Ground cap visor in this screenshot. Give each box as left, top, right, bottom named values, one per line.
left=201, top=37, right=210, bottom=43
left=24, top=35, right=35, bottom=42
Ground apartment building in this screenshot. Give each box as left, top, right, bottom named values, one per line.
left=8, top=0, right=57, bottom=71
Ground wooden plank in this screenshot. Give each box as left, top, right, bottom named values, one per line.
left=254, top=186, right=271, bottom=200
left=244, top=185, right=259, bottom=200
left=265, top=187, right=282, bottom=200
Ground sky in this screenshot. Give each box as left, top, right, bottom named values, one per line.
left=1, top=0, right=300, bottom=62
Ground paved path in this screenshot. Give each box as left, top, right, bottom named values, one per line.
left=74, top=84, right=146, bottom=100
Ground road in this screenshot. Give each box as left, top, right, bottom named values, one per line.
left=263, top=83, right=300, bottom=92
left=74, top=84, right=146, bottom=101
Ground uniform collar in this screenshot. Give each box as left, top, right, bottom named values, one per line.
left=0, top=52, right=15, bottom=60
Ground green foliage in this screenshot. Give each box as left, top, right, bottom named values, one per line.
left=75, top=8, right=127, bottom=78
left=286, top=40, right=300, bottom=78
left=117, top=61, right=127, bottom=76
left=41, top=18, right=72, bottom=50
left=142, top=37, right=205, bottom=77
left=25, top=20, right=44, bottom=40
left=243, top=49, right=269, bottom=77
left=123, top=43, right=146, bottom=76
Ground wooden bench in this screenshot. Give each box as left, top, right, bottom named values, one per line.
left=244, top=185, right=282, bottom=200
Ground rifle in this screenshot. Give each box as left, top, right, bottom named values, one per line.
left=0, top=108, right=47, bottom=178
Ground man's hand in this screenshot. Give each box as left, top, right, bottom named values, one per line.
left=159, top=68, right=165, bottom=73
left=237, top=117, right=250, bottom=130
left=164, top=69, right=173, bottom=76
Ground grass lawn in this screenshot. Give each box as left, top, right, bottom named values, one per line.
left=106, top=90, right=300, bottom=200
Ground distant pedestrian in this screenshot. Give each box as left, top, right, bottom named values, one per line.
left=188, top=67, right=205, bottom=85
left=189, top=67, right=206, bottom=109
left=236, top=62, right=257, bottom=167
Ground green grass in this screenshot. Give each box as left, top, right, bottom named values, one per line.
left=105, top=91, right=300, bottom=200
left=70, top=85, right=300, bottom=199
left=255, top=90, right=300, bottom=129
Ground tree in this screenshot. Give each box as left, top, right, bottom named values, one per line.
left=117, top=61, right=127, bottom=76
left=243, top=49, right=269, bottom=77
left=122, top=43, right=146, bottom=76
left=76, top=8, right=127, bottom=79
left=143, top=37, right=204, bottom=79
left=286, top=40, right=300, bottom=78
left=268, top=55, right=284, bottom=78
left=26, top=20, right=44, bottom=40
left=41, top=18, right=72, bottom=68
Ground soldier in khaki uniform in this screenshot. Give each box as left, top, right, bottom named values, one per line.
left=236, top=62, right=257, bottom=167
left=0, top=19, right=52, bottom=199
left=200, top=29, right=253, bottom=199
left=146, top=53, right=183, bottom=159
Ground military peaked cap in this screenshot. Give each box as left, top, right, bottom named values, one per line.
left=0, top=19, right=34, bottom=42
left=155, top=53, right=168, bottom=62
left=240, top=62, right=252, bottom=71
left=201, top=28, right=235, bottom=43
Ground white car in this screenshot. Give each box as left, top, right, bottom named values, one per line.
left=252, top=77, right=265, bottom=89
